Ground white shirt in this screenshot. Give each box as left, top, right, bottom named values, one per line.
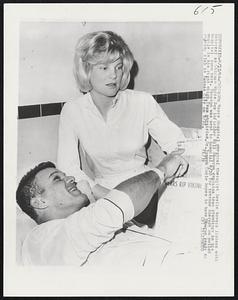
left=57, top=89, right=185, bottom=189
left=21, top=190, right=170, bottom=266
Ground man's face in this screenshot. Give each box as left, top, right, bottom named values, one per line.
left=35, top=168, right=89, bottom=216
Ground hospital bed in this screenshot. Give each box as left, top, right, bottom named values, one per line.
left=16, top=124, right=202, bottom=265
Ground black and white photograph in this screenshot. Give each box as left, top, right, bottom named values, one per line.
left=4, top=3, right=234, bottom=297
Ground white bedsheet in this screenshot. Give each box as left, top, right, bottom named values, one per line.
left=16, top=127, right=202, bottom=266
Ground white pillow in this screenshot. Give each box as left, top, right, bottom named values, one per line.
left=16, top=205, right=37, bottom=264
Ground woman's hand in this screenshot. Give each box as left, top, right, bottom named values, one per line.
left=92, top=184, right=110, bottom=200
left=77, top=181, right=110, bottom=202
left=77, top=180, right=96, bottom=203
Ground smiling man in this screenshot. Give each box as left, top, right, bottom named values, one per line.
left=17, top=150, right=188, bottom=266
left=27, top=166, right=90, bottom=224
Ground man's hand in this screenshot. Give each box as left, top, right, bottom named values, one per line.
left=157, top=149, right=189, bottom=184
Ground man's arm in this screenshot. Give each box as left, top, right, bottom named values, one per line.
left=115, top=170, right=159, bottom=217
left=115, top=149, right=188, bottom=217
left=65, top=149, right=187, bottom=265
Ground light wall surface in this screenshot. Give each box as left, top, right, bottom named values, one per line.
left=19, top=22, right=202, bottom=105
left=17, top=115, right=59, bottom=181
left=160, top=99, right=202, bottom=129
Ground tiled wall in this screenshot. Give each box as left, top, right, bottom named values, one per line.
left=18, top=91, right=202, bottom=119
left=18, top=102, right=64, bottom=119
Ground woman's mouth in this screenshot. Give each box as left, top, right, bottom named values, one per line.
left=106, top=83, right=116, bottom=88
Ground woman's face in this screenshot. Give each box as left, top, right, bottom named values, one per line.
left=89, top=57, right=123, bottom=99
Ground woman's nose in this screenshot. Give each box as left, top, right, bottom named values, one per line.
left=108, top=68, right=116, bottom=78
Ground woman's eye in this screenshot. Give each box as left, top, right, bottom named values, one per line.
left=53, top=176, right=61, bottom=181
left=99, top=65, right=107, bottom=70
left=117, top=65, right=123, bottom=70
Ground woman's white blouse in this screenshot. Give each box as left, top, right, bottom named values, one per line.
left=57, top=89, right=185, bottom=188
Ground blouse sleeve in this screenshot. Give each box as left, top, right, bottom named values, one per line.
left=57, top=103, right=96, bottom=187
left=145, top=94, right=186, bottom=153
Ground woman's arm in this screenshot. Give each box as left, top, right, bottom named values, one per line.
left=57, top=103, right=95, bottom=187
left=145, top=95, right=188, bottom=176
left=145, top=95, right=186, bottom=154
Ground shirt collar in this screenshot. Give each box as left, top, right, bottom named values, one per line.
left=112, top=90, right=121, bottom=107
left=85, top=91, right=121, bottom=109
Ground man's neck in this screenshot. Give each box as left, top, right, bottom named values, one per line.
left=38, top=206, right=80, bottom=224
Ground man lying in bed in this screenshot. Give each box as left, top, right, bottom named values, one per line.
left=16, top=149, right=188, bottom=267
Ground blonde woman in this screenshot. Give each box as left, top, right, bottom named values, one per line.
left=57, top=31, right=187, bottom=225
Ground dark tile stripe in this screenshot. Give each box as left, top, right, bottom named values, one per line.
left=197, top=91, right=203, bottom=98
left=188, top=91, right=199, bottom=100
left=167, top=93, right=178, bottom=102
left=178, top=92, right=188, bottom=101
left=154, top=90, right=202, bottom=103
left=155, top=94, right=167, bottom=103
left=41, top=103, right=62, bottom=117
left=18, top=105, right=40, bottom=119
left=18, top=91, right=202, bottom=119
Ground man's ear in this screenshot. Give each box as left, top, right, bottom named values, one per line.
left=30, top=196, right=48, bottom=210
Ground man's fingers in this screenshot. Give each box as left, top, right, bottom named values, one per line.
left=164, top=175, right=176, bottom=184
left=169, top=154, right=189, bottom=178
left=175, top=157, right=189, bottom=177
left=172, top=163, right=182, bottom=177
left=170, top=148, right=185, bottom=156
left=176, top=164, right=185, bottom=177
left=158, top=148, right=188, bottom=180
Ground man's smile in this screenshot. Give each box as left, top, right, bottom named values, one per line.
left=66, top=182, right=79, bottom=194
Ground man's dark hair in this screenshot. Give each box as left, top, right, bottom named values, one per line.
left=16, top=161, right=56, bottom=222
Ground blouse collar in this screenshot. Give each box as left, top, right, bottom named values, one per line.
left=86, top=91, right=121, bottom=109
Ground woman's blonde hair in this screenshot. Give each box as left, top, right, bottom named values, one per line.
left=74, top=31, right=134, bottom=93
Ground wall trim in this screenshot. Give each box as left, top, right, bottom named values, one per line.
left=18, top=90, right=202, bottom=119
